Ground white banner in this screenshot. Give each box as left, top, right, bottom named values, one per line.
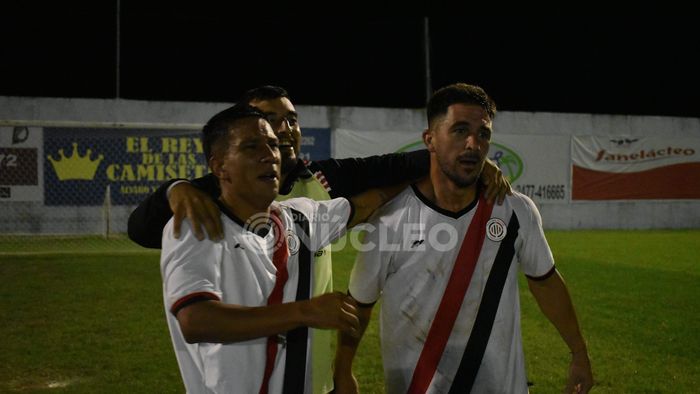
left=335, top=129, right=570, bottom=204
left=0, top=126, right=43, bottom=201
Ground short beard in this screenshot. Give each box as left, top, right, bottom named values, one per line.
left=437, top=156, right=482, bottom=188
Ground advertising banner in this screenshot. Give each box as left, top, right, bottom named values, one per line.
left=43, top=126, right=332, bottom=206
left=334, top=129, right=571, bottom=204
left=0, top=126, right=43, bottom=201
left=298, top=128, right=331, bottom=161
left=572, top=136, right=700, bottom=200
left=44, top=127, right=204, bottom=206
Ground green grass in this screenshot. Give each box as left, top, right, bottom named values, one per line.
left=0, top=230, right=698, bottom=393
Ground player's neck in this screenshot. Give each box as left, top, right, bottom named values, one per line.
left=218, top=193, right=272, bottom=225
left=417, top=167, right=478, bottom=213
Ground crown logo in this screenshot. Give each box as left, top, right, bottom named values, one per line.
left=48, top=142, right=104, bottom=181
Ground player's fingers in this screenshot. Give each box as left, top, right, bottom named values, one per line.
left=342, top=300, right=359, bottom=319
left=204, top=201, right=224, bottom=241
left=341, top=308, right=360, bottom=337
left=497, top=178, right=512, bottom=205
left=173, top=208, right=185, bottom=239
left=484, top=178, right=498, bottom=204
left=186, top=205, right=205, bottom=241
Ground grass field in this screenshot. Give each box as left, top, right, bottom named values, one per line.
left=1, top=230, right=699, bottom=393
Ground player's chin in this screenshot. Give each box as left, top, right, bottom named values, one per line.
left=281, top=155, right=298, bottom=174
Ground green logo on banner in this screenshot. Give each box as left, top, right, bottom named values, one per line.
left=396, top=140, right=523, bottom=183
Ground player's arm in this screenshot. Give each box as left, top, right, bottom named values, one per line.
left=174, top=292, right=360, bottom=344
left=127, top=174, right=222, bottom=248
left=311, top=150, right=510, bottom=204
left=527, top=270, right=593, bottom=393
left=333, top=301, right=374, bottom=394
left=347, top=182, right=409, bottom=227
left=310, top=150, right=429, bottom=198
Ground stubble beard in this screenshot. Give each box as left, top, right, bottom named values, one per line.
left=438, top=156, right=484, bottom=188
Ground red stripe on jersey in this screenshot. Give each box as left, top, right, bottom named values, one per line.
left=170, top=292, right=220, bottom=314
left=313, top=171, right=332, bottom=192
left=407, top=196, right=494, bottom=393
left=259, top=211, right=290, bottom=394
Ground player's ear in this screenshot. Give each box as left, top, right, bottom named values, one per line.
left=423, top=128, right=435, bottom=152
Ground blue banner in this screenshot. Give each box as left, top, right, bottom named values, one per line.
left=44, top=126, right=332, bottom=206
left=44, top=128, right=205, bottom=206
left=298, top=128, right=331, bottom=161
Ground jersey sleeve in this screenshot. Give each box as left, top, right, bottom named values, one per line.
left=308, top=150, right=430, bottom=198
left=127, top=173, right=220, bottom=249
left=160, top=217, right=223, bottom=315
left=347, top=212, right=394, bottom=305
left=514, top=194, right=556, bottom=279
left=279, top=197, right=352, bottom=252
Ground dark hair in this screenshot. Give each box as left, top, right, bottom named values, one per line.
left=427, top=83, right=496, bottom=127
left=201, top=103, right=267, bottom=161
left=239, top=85, right=290, bottom=105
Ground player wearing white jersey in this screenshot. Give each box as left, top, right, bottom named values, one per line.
left=334, top=83, right=593, bottom=394
left=162, top=197, right=350, bottom=393
left=347, top=186, right=553, bottom=393
left=160, top=103, right=400, bottom=394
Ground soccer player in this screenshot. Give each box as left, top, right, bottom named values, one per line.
left=130, top=85, right=510, bottom=392
left=128, top=85, right=510, bottom=249
left=161, top=103, right=402, bottom=393
left=334, top=83, right=593, bottom=393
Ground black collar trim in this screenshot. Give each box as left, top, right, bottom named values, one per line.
left=410, top=184, right=480, bottom=219
left=215, top=199, right=270, bottom=237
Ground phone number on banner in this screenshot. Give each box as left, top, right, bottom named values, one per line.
left=514, top=184, right=567, bottom=200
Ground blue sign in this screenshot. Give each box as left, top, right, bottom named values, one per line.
left=44, top=128, right=205, bottom=206
left=44, top=126, right=333, bottom=206
left=299, top=128, right=331, bottom=161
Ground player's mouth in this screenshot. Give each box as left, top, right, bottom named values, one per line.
left=458, top=154, right=481, bottom=168
left=258, top=170, right=279, bottom=183
left=278, top=140, right=294, bottom=151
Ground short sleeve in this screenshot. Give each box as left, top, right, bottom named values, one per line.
left=347, top=218, right=391, bottom=305
left=160, top=217, right=223, bottom=314
left=514, top=195, right=555, bottom=278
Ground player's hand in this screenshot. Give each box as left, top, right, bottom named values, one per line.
left=333, top=372, right=359, bottom=394
left=169, top=182, right=223, bottom=241
left=303, top=292, right=360, bottom=337
left=480, top=158, right=512, bottom=205
left=565, top=351, right=593, bottom=393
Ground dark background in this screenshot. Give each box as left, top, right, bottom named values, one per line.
left=2, top=5, right=699, bottom=118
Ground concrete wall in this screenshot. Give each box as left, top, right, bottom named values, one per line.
left=1, top=95, right=699, bottom=232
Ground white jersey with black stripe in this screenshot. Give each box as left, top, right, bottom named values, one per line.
left=161, top=197, right=350, bottom=394
left=349, top=185, right=554, bottom=394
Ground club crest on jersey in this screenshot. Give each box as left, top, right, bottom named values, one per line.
left=286, top=230, right=300, bottom=255
left=486, top=218, right=507, bottom=242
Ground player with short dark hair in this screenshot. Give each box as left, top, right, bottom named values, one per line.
left=334, top=83, right=593, bottom=394
left=131, top=85, right=511, bottom=393
left=162, top=102, right=402, bottom=393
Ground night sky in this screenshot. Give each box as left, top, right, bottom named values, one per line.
left=2, top=5, right=699, bottom=118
